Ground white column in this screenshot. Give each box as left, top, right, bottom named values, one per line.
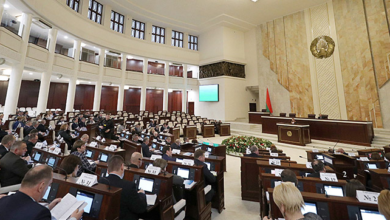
left=37, top=28, right=58, bottom=113
left=182, top=64, right=188, bottom=112
left=163, top=62, right=169, bottom=111
left=80, top=0, right=89, bottom=17
left=145, top=22, right=152, bottom=42
left=65, top=40, right=81, bottom=112
left=0, top=0, right=6, bottom=19
left=124, top=15, right=133, bottom=36
left=93, top=48, right=105, bottom=111
left=102, top=4, right=112, bottom=29
left=140, top=58, right=148, bottom=111
left=3, top=13, right=32, bottom=120
left=166, top=27, right=172, bottom=46
left=183, top=32, right=189, bottom=49
left=117, top=53, right=126, bottom=111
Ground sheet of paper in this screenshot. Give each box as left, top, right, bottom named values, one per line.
left=146, top=194, right=157, bottom=206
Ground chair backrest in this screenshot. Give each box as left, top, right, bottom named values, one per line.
left=322, top=114, right=329, bottom=119
left=289, top=113, right=296, bottom=118
left=308, top=114, right=316, bottom=119
left=279, top=113, right=286, bottom=117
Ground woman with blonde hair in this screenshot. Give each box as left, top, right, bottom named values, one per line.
left=379, top=189, right=390, bottom=219
left=263, top=182, right=322, bottom=220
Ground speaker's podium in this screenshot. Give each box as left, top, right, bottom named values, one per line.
left=202, top=124, right=215, bottom=138
left=277, top=123, right=311, bottom=146
left=184, top=125, right=197, bottom=139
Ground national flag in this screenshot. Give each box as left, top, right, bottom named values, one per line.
left=266, top=88, right=273, bottom=113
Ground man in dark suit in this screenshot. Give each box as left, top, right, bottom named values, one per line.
left=141, top=137, right=154, bottom=158
left=171, top=139, right=181, bottom=150
left=194, top=149, right=216, bottom=202
left=99, top=114, right=114, bottom=139
left=245, top=146, right=262, bottom=158
left=0, top=164, right=83, bottom=220
left=160, top=123, right=169, bottom=133
left=134, top=123, right=142, bottom=135
left=307, top=159, right=326, bottom=178
left=0, top=141, right=31, bottom=187
left=99, top=155, right=147, bottom=220
left=129, top=152, right=143, bottom=169
left=162, top=146, right=176, bottom=162
left=0, top=134, right=16, bottom=159
left=37, top=120, right=47, bottom=133
left=0, top=127, right=9, bottom=142
left=24, top=134, right=38, bottom=157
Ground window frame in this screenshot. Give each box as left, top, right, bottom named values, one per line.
left=88, top=0, right=103, bottom=24
left=188, top=35, right=198, bottom=51
left=131, top=19, right=145, bottom=40
left=66, top=0, right=80, bottom=12
left=151, top=25, right=165, bottom=44
left=171, top=30, right=183, bottom=48
left=110, top=10, right=124, bottom=33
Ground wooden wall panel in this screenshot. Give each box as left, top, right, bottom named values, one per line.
left=124, top=88, right=141, bottom=114
left=147, top=62, right=165, bottom=75
left=145, top=89, right=163, bottom=113
left=169, top=66, right=183, bottom=77
left=168, top=91, right=182, bottom=112
left=17, top=81, right=40, bottom=107
left=75, top=84, right=95, bottom=110
left=126, top=59, right=143, bottom=72
left=100, top=86, right=118, bottom=111
left=47, top=82, right=68, bottom=110
left=0, top=81, right=9, bottom=106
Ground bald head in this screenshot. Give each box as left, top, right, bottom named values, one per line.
left=130, top=152, right=142, bottom=168
left=20, top=165, right=53, bottom=202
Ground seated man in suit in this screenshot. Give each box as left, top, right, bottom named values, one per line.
left=37, top=120, right=48, bottom=134
left=0, top=165, right=83, bottom=220
left=78, top=117, right=87, bottom=129
left=23, top=120, right=32, bottom=132
left=162, top=145, right=176, bottom=162
left=336, top=148, right=348, bottom=155
left=80, top=134, right=89, bottom=144
left=56, top=117, right=66, bottom=125
left=160, top=123, right=169, bottom=133
left=152, top=131, right=161, bottom=142
left=245, top=146, right=261, bottom=158
left=165, top=136, right=172, bottom=146
left=171, top=139, right=181, bottom=150
left=70, top=140, right=99, bottom=176
left=23, top=121, right=35, bottom=137
left=141, top=137, right=154, bottom=158
left=24, top=134, right=38, bottom=157
left=133, top=123, right=142, bottom=135
left=0, top=134, right=16, bottom=159
left=0, top=141, right=31, bottom=187
left=132, top=134, right=143, bottom=144
left=307, top=159, right=326, bottom=178
left=281, top=169, right=298, bottom=186
left=12, top=116, right=25, bottom=130
left=99, top=155, right=147, bottom=220
left=129, top=152, right=143, bottom=169
left=71, top=118, right=80, bottom=131
left=153, top=158, right=184, bottom=203
left=194, top=149, right=216, bottom=202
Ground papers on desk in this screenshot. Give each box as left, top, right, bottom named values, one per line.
left=76, top=173, right=98, bottom=187
left=183, top=152, right=192, bottom=156
left=184, top=180, right=196, bottom=189
left=51, top=193, right=87, bottom=220
left=146, top=194, right=157, bottom=206
left=210, top=171, right=217, bottom=176
left=89, top=142, right=98, bottom=147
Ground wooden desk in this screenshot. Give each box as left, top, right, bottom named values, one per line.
left=184, top=125, right=197, bottom=139
left=219, top=123, right=231, bottom=136
left=31, top=148, right=66, bottom=168
left=384, top=146, right=390, bottom=153
left=357, top=148, right=384, bottom=157
left=248, top=112, right=271, bottom=124
left=268, top=188, right=379, bottom=220
left=202, top=125, right=215, bottom=138
left=277, top=123, right=311, bottom=146
left=52, top=173, right=122, bottom=220
left=86, top=145, right=126, bottom=162
left=262, top=116, right=374, bottom=146
left=121, top=140, right=141, bottom=161
left=171, top=127, right=180, bottom=141
left=92, top=137, right=120, bottom=146
left=306, top=150, right=328, bottom=162
left=356, top=160, right=388, bottom=186
left=322, top=153, right=356, bottom=179
left=369, top=169, right=390, bottom=192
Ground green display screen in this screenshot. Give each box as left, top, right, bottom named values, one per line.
left=199, top=84, right=219, bottom=102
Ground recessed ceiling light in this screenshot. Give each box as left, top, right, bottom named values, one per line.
left=81, top=43, right=86, bottom=47
left=89, top=81, right=91, bottom=84
left=0, top=76, right=8, bottom=81
left=251, top=0, right=258, bottom=2
left=3, top=4, right=9, bottom=8
left=29, top=72, right=33, bottom=75
left=64, top=36, right=68, bottom=39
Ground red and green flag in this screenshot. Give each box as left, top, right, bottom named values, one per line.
left=266, top=88, right=273, bottom=113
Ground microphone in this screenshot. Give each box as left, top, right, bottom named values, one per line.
left=86, top=169, right=111, bottom=190
left=55, top=166, right=69, bottom=181
left=332, top=140, right=339, bottom=153
left=299, top=156, right=308, bottom=159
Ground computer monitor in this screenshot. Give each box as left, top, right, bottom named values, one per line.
left=301, top=202, right=317, bottom=215
left=316, top=155, right=324, bottom=160
left=203, top=142, right=209, bottom=145
left=205, top=162, right=211, bottom=170
left=42, top=186, right=51, bottom=201
left=207, top=147, right=212, bottom=152
left=360, top=209, right=386, bottom=220
left=160, top=135, right=163, bottom=139
left=177, top=167, right=190, bottom=179
left=141, top=134, right=145, bottom=138
left=152, top=143, right=157, bottom=149
left=47, top=157, right=56, bottom=168
left=33, top=152, right=42, bottom=162
left=159, top=146, right=163, bottom=151
left=138, top=177, right=154, bottom=193
left=121, top=133, right=124, bottom=137
left=85, top=150, right=93, bottom=158
left=99, top=153, right=108, bottom=162
left=76, top=190, right=95, bottom=214
left=367, top=163, right=378, bottom=169
left=367, top=152, right=383, bottom=159
left=323, top=185, right=344, bottom=197
left=176, top=158, right=183, bottom=163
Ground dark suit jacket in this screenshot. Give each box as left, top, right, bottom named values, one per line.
left=99, top=174, right=147, bottom=220
left=245, top=153, right=262, bottom=158
left=141, top=143, right=152, bottom=158
left=171, top=143, right=180, bottom=150
left=24, top=140, right=35, bottom=157
left=128, top=164, right=139, bottom=169
left=195, top=159, right=216, bottom=186
left=307, top=172, right=321, bottom=178
left=0, top=191, right=52, bottom=220
left=163, top=154, right=176, bottom=162
left=0, top=129, right=8, bottom=142
left=36, top=124, right=47, bottom=133
left=0, top=152, right=30, bottom=187
left=23, top=126, right=34, bottom=137
left=0, top=144, right=9, bottom=159
left=58, top=130, right=73, bottom=150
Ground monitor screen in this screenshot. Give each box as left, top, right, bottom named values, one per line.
left=205, top=162, right=211, bottom=170
left=138, top=177, right=154, bottom=193
left=34, top=152, right=42, bottom=162
left=203, top=142, right=209, bottom=145
left=141, top=134, right=145, bottom=138
left=47, top=157, right=56, bottom=168
left=301, top=202, right=317, bottom=215
left=199, top=84, right=219, bottom=102
left=324, top=185, right=343, bottom=197
left=207, top=147, right=212, bottom=152
left=121, top=133, right=124, bottom=137
left=367, top=163, right=378, bottom=169
left=125, top=135, right=129, bottom=139
left=100, top=153, right=108, bottom=162
left=76, top=190, right=95, bottom=214
left=42, top=186, right=51, bottom=201
left=152, top=144, right=157, bottom=149
left=85, top=150, right=93, bottom=158
left=160, top=136, right=163, bottom=139
left=316, top=155, right=324, bottom=160
left=360, top=209, right=386, bottom=220
left=159, top=146, right=163, bottom=151
left=176, top=158, right=183, bottom=163
left=367, top=152, right=383, bottom=159
left=177, top=167, right=190, bottom=179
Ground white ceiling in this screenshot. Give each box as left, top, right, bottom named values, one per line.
left=105, top=0, right=327, bottom=33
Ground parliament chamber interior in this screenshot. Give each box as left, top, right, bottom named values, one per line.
left=0, top=0, right=390, bottom=219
